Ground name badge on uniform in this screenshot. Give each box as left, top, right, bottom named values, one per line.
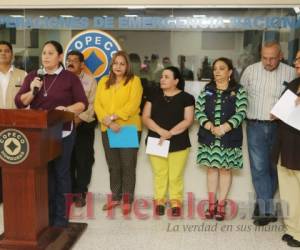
left=205, top=90, right=213, bottom=96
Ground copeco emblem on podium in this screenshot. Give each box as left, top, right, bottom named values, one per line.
left=0, top=129, right=30, bottom=165
left=64, top=29, right=122, bottom=82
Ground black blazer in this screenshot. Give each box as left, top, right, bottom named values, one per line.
left=273, top=77, right=300, bottom=170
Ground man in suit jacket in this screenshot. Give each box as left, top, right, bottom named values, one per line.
left=0, top=40, right=27, bottom=202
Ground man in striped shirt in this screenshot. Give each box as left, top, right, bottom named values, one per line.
left=240, top=41, right=295, bottom=226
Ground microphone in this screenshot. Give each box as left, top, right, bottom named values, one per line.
left=33, top=68, right=45, bottom=96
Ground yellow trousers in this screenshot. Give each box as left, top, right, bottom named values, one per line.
left=278, top=165, right=300, bottom=241
left=149, top=148, right=189, bottom=207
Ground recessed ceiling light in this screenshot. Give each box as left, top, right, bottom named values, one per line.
left=193, top=15, right=206, bottom=18
left=10, top=15, right=24, bottom=18
left=128, top=6, right=145, bottom=9
left=124, top=15, right=138, bottom=17
left=223, top=19, right=231, bottom=23
left=60, top=15, right=74, bottom=18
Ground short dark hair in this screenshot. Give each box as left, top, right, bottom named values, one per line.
left=178, top=55, right=186, bottom=62
left=164, top=66, right=185, bottom=90
left=66, top=50, right=84, bottom=62
left=129, top=53, right=141, bottom=63
left=0, top=41, right=13, bottom=53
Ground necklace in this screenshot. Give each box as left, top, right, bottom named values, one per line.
left=163, top=90, right=181, bottom=103
left=43, top=74, right=59, bottom=97
left=163, top=95, right=174, bottom=103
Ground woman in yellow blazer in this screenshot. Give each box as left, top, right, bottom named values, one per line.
left=94, top=50, right=142, bottom=215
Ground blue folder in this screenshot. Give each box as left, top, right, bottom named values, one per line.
left=107, top=125, right=139, bottom=148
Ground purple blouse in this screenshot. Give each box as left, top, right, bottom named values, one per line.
left=15, top=69, right=88, bottom=130
left=15, top=69, right=87, bottom=109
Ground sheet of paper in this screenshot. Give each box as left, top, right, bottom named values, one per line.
left=287, top=106, right=300, bottom=130
left=271, top=89, right=300, bottom=130
left=146, top=137, right=170, bottom=158
left=107, top=125, right=139, bottom=148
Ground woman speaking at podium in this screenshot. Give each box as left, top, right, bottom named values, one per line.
left=15, top=40, right=88, bottom=227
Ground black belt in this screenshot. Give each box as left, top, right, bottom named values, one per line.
left=246, top=118, right=274, bottom=123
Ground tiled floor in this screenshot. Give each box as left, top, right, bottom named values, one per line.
left=0, top=198, right=293, bottom=250
left=71, top=197, right=292, bottom=250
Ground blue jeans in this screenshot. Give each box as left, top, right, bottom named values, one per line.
left=246, top=121, right=278, bottom=215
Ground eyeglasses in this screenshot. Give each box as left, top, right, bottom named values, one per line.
left=293, top=57, right=300, bottom=64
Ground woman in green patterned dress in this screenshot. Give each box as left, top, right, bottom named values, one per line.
left=195, top=57, right=247, bottom=221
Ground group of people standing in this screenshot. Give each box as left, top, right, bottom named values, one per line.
left=1, top=39, right=300, bottom=247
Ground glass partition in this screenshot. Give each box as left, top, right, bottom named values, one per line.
left=0, top=7, right=299, bottom=84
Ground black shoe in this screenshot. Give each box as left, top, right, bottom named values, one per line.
left=171, top=207, right=181, bottom=217
left=282, top=234, right=293, bottom=242
left=252, top=202, right=260, bottom=219
left=74, top=193, right=87, bottom=207
left=266, top=213, right=277, bottom=222
left=253, top=213, right=277, bottom=226
left=288, top=238, right=300, bottom=247
left=155, top=205, right=165, bottom=216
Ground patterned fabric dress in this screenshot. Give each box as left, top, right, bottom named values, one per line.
left=195, top=87, right=247, bottom=169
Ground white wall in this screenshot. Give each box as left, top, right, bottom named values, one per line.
left=89, top=121, right=254, bottom=203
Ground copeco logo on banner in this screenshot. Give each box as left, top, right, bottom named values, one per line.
left=64, top=30, right=122, bottom=82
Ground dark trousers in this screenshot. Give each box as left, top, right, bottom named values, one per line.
left=101, top=132, right=140, bottom=204
left=71, top=121, right=96, bottom=194
left=48, top=130, right=75, bottom=227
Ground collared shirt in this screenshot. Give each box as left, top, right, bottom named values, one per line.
left=42, top=65, right=63, bottom=75
left=78, top=71, right=97, bottom=123
left=240, top=62, right=295, bottom=120
left=0, top=65, right=14, bottom=107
